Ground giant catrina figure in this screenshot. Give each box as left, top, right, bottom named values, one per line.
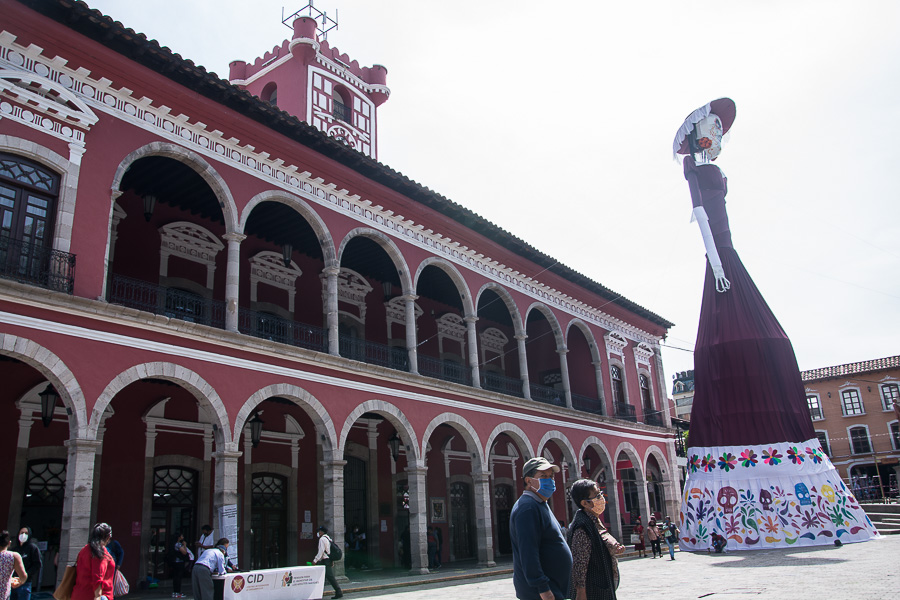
left=673, top=98, right=878, bottom=550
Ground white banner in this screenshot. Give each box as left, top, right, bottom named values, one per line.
left=219, top=566, right=325, bottom=600
left=217, top=504, right=239, bottom=563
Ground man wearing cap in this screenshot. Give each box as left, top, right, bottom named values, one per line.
left=510, top=457, right=572, bottom=600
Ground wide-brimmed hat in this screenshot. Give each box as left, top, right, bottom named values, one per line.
left=673, top=97, right=736, bottom=157
left=522, top=456, right=560, bottom=478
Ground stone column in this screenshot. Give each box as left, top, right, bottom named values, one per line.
left=323, top=265, right=340, bottom=355
left=652, top=345, right=672, bottom=428
left=465, top=316, right=481, bottom=388
left=557, top=346, right=573, bottom=409
left=366, top=424, right=382, bottom=567
left=404, top=293, right=419, bottom=374
left=222, top=233, right=246, bottom=332
left=592, top=360, right=608, bottom=415
left=515, top=333, right=531, bottom=399
left=405, top=462, right=429, bottom=574
left=213, top=448, right=241, bottom=564
left=58, top=439, right=101, bottom=579
left=636, top=478, right=652, bottom=528
left=605, top=477, right=623, bottom=542
left=472, top=470, right=496, bottom=567
left=321, top=457, right=348, bottom=580
left=6, top=414, right=33, bottom=534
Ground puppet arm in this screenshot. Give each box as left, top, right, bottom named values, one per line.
left=692, top=206, right=730, bottom=293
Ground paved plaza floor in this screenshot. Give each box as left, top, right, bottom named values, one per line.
left=347, top=534, right=899, bottom=600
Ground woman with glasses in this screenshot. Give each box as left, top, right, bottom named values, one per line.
left=567, top=479, right=623, bottom=600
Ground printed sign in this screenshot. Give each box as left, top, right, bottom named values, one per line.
left=220, top=566, right=325, bottom=600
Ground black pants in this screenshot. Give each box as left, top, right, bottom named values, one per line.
left=323, top=559, right=342, bottom=597
left=172, top=561, right=186, bottom=593
left=651, top=539, right=662, bottom=556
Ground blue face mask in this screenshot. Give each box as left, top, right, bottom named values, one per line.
left=537, top=477, right=556, bottom=497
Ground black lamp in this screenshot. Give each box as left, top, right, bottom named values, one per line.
left=39, top=384, right=59, bottom=428
left=249, top=413, right=264, bottom=448
left=583, top=455, right=592, bottom=475
left=387, top=432, right=401, bottom=462
left=382, top=281, right=393, bottom=301
left=142, top=194, right=157, bottom=222
left=281, top=243, right=293, bottom=267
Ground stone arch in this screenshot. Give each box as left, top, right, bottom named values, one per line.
left=420, top=413, right=486, bottom=471
left=0, top=134, right=80, bottom=253
left=339, top=400, right=419, bottom=461
left=475, top=283, right=524, bottom=336
left=565, top=318, right=603, bottom=363
left=613, top=441, right=646, bottom=479
left=110, top=142, right=239, bottom=233
left=536, top=430, right=578, bottom=469
left=413, top=257, right=476, bottom=317
left=337, top=228, right=414, bottom=293
left=234, top=384, right=338, bottom=453
left=0, top=333, right=87, bottom=436
left=524, top=303, right=566, bottom=349
left=643, top=445, right=669, bottom=475
left=88, top=362, right=231, bottom=445
left=484, top=423, right=535, bottom=462
left=238, top=190, right=337, bottom=265
left=578, top=435, right=615, bottom=477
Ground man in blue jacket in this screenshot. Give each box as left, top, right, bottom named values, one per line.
left=510, top=457, right=572, bottom=600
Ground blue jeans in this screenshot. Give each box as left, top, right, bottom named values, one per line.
left=12, top=581, right=32, bottom=600
left=666, top=539, right=676, bottom=559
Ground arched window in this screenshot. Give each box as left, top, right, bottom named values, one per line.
left=333, top=88, right=351, bottom=123
left=639, top=374, right=653, bottom=410
left=261, top=82, right=277, bottom=106
left=611, top=365, right=625, bottom=405
left=849, top=426, right=871, bottom=455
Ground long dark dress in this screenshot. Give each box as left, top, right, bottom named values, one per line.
left=678, top=157, right=878, bottom=551
left=685, top=158, right=815, bottom=448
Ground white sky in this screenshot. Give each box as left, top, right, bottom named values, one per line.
left=83, top=0, right=900, bottom=387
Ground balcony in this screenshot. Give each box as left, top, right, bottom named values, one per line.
left=418, top=355, right=469, bottom=386
left=332, top=101, right=352, bottom=123
left=614, top=402, right=636, bottom=422
left=107, top=274, right=225, bottom=327
left=480, top=371, right=525, bottom=398
left=339, top=335, right=409, bottom=372
left=572, top=392, right=604, bottom=415
left=643, top=410, right=664, bottom=427
left=238, top=308, right=326, bottom=352
left=0, top=237, right=75, bottom=294
left=530, top=383, right=566, bottom=407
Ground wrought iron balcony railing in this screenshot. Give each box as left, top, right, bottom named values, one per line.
left=107, top=274, right=225, bottom=328
left=572, top=392, right=605, bottom=415
left=238, top=308, right=326, bottom=352
left=530, top=383, right=566, bottom=407
left=643, top=410, right=665, bottom=427
left=339, top=335, right=409, bottom=372
left=332, top=101, right=352, bottom=123
left=0, top=236, right=75, bottom=293
left=614, top=401, right=637, bottom=422
left=417, top=354, right=469, bottom=385
left=480, top=371, right=525, bottom=398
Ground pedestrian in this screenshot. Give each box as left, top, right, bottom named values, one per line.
left=72, top=523, right=116, bottom=600
left=646, top=518, right=662, bottom=559
left=191, top=538, right=228, bottom=600
left=313, top=527, right=342, bottom=599
left=347, top=526, right=366, bottom=570
left=194, top=526, right=214, bottom=556
left=426, top=526, right=439, bottom=570
left=710, top=532, right=727, bottom=554
left=10, top=528, right=40, bottom=600
left=0, top=530, right=29, bottom=600
left=510, top=456, right=572, bottom=600
left=106, top=536, right=123, bottom=573
left=632, top=517, right=645, bottom=558
left=433, top=525, right=443, bottom=566
left=169, top=532, right=193, bottom=598
left=662, top=516, right=678, bottom=560
left=567, top=479, right=623, bottom=600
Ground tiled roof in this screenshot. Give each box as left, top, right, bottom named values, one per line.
left=19, top=0, right=674, bottom=329
left=801, top=355, right=900, bottom=382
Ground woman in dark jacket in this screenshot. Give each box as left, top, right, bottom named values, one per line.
left=11, top=527, right=41, bottom=600
left=567, top=479, right=624, bottom=600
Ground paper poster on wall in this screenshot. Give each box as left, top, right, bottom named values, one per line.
left=304, top=510, right=311, bottom=522
left=217, top=504, right=239, bottom=562
left=300, top=522, right=313, bottom=539
left=132, top=521, right=141, bottom=536
left=380, top=520, right=387, bottom=533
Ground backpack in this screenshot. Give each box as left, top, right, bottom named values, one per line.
left=325, top=535, right=343, bottom=561
left=666, top=524, right=677, bottom=542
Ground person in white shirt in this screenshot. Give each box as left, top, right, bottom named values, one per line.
left=191, top=538, right=228, bottom=600
left=313, top=526, right=342, bottom=599
left=194, top=525, right=215, bottom=555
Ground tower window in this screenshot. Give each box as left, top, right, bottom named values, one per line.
left=333, top=89, right=352, bottom=123
left=261, top=82, right=278, bottom=106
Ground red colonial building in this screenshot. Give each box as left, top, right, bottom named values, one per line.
left=0, top=0, right=677, bottom=588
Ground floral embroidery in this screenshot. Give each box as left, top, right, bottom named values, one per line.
left=701, top=454, right=717, bottom=472
left=740, top=449, right=758, bottom=468
left=718, top=452, right=737, bottom=472
left=689, top=455, right=701, bottom=473
left=787, top=447, right=804, bottom=465
left=763, top=448, right=782, bottom=466
left=806, top=448, right=823, bottom=464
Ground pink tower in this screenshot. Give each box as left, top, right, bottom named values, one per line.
left=229, top=15, right=389, bottom=159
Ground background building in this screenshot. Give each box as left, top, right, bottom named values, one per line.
left=0, top=0, right=678, bottom=588
left=671, top=370, right=694, bottom=421
left=801, top=355, right=900, bottom=500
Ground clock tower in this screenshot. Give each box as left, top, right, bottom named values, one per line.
left=229, top=10, right=390, bottom=159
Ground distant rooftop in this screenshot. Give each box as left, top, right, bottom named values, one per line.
left=801, top=355, right=900, bottom=382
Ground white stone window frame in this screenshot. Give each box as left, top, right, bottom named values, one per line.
left=888, top=420, right=900, bottom=452
left=436, top=313, right=467, bottom=358
left=480, top=327, right=509, bottom=372
left=249, top=251, right=303, bottom=313
left=609, top=359, right=629, bottom=406
left=384, top=295, right=422, bottom=341
left=879, top=379, right=899, bottom=412
left=806, top=392, right=825, bottom=421
left=320, top=267, right=372, bottom=325
left=158, top=221, right=224, bottom=290
left=814, top=430, right=831, bottom=456
left=605, top=331, right=628, bottom=364
left=846, top=424, right=872, bottom=455
left=638, top=369, right=655, bottom=411
left=839, top=384, right=865, bottom=417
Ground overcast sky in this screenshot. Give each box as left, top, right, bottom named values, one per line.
left=83, top=0, right=900, bottom=387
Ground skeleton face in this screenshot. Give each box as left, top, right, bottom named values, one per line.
left=695, top=114, right=724, bottom=159
left=821, top=484, right=836, bottom=503
left=717, top=486, right=738, bottom=514
left=759, top=489, right=773, bottom=511
left=795, top=483, right=812, bottom=506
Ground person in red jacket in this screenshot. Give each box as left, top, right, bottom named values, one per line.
left=72, top=524, right=116, bottom=600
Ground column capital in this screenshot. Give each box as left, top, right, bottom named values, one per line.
left=464, top=315, right=478, bottom=324
left=471, top=471, right=491, bottom=483
left=64, top=438, right=102, bottom=453
left=592, top=360, right=604, bottom=368
left=556, top=346, right=569, bottom=355
left=402, top=293, right=419, bottom=302
left=320, top=459, right=348, bottom=468
left=514, top=333, right=528, bottom=342
left=223, top=232, right=247, bottom=243
left=405, top=465, right=428, bottom=476
left=323, top=265, right=341, bottom=277
left=213, top=450, right=243, bottom=462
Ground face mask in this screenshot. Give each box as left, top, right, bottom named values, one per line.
left=695, top=114, right=723, bottom=159
left=587, top=495, right=606, bottom=517
left=536, top=477, right=556, bottom=497
left=18, top=534, right=27, bottom=544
